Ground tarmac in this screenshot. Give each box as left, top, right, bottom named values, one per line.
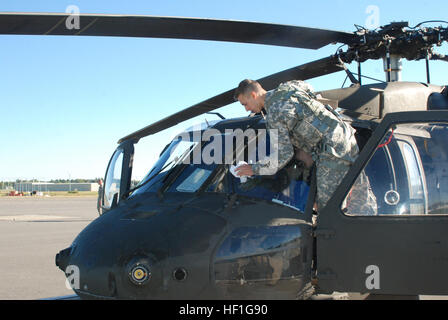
left=0, top=196, right=96, bottom=299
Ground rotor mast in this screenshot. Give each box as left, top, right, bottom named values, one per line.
left=383, top=54, right=403, bottom=82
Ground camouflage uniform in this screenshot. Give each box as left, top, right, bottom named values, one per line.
left=251, top=80, right=359, bottom=209
left=97, top=181, right=103, bottom=215
left=344, top=170, right=378, bottom=215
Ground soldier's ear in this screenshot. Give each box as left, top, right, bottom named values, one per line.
left=250, top=91, right=257, bottom=99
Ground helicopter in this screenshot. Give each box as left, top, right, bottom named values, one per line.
left=2, top=12, right=448, bottom=299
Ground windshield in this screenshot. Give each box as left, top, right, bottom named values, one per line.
left=130, top=136, right=198, bottom=196
left=129, top=125, right=310, bottom=212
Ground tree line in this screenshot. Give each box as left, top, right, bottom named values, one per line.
left=0, top=178, right=103, bottom=189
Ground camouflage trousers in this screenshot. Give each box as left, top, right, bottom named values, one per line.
left=316, top=156, right=377, bottom=215
left=344, top=170, right=378, bottom=215
left=315, top=156, right=351, bottom=210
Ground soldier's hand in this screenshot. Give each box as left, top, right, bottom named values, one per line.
left=235, top=164, right=254, bottom=177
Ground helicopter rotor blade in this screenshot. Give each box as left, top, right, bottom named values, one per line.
left=0, top=12, right=355, bottom=49
left=118, top=55, right=343, bottom=144
left=430, top=53, right=448, bottom=62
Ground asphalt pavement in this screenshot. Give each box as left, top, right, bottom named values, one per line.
left=0, top=196, right=96, bottom=299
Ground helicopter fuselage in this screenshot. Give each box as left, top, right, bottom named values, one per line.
left=56, top=81, right=448, bottom=299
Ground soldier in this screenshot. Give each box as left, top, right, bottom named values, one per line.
left=97, top=178, right=103, bottom=215
left=234, top=79, right=360, bottom=211
left=344, top=170, right=378, bottom=216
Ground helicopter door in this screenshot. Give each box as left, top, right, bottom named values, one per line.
left=316, top=110, right=448, bottom=295
left=101, top=140, right=134, bottom=214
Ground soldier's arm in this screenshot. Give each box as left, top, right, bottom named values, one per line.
left=251, top=122, right=294, bottom=175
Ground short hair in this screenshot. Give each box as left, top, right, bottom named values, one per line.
left=233, top=79, right=261, bottom=101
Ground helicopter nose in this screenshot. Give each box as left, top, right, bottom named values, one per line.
left=55, top=247, right=72, bottom=272
left=54, top=212, right=165, bottom=299
left=56, top=194, right=229, bottom=299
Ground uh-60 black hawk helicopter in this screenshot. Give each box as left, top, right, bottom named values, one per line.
left=2, top=13, right=448, bottom=300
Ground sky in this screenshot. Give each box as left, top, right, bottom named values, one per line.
left=1, top=0, right=447, bottom=182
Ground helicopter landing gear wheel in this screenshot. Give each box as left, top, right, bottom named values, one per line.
left=296, top=282, right=315, bottom=300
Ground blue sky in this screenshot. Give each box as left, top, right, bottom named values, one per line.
left=1, top=0, right=447, bottom=181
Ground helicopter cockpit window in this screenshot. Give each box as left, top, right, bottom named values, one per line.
left=103, top=149, right=124, bottom=208
left=130, top=127, right=310, bottom=209
left=230, top=129, right=310, bottom=212
left=130, top=137, right=198, bottom=196
left=343, top=122, right=448, bottom=216
left=164, top=131, right=223, bottom=193
left=175, top=168, right=214, bottom=192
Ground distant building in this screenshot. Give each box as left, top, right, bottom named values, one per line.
left=14, top=182, right=99, bottom=192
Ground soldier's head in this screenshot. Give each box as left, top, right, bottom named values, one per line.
left=234, top=79, right=266, bottom=114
